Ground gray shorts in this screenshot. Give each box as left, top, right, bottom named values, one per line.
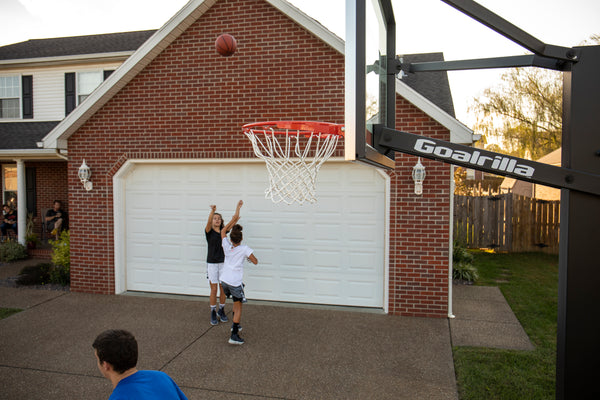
left=220, top=282, right=247, bottom=303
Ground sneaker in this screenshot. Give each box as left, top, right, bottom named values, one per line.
left=217, top=308, right=228, bottom=322
left=230, top=323, right=242, bottom=333
left=51, top=228, right=58, bottom=236
left=210, top=309, right=218, bottom=326
left=228, top=333, right=244, bottom=345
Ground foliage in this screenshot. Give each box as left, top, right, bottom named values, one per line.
left=470, top=67, right=562, bottom=160
left=50, top=230, right=70, bottom=268
left=16, top=263, right=52, bottom=286
left=25, top=213, right=40, bottom=246
left=453, top=262, right=479, bottom=282
left=0, top=240, right=28, bottom=262
left=452, top=241, right=478, bottom=282
left=453, top=167, right=504, bottom=196
left=0, top=308, right=22, bottom=319
left=50, top=230, right=70, bottom=285
left=454, top=251, right=559, bottom=399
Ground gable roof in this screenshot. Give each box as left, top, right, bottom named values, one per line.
left=0, top=30, right=156, bottom=61
left=43, top=0, right=473, bottom=149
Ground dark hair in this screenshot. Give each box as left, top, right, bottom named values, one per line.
left=230, top=224, right=243, bottom=244
left=53, top=200, right=62, bottom=206
left=92, top=329, right=138, bottom=374
left=214, top=212, right=224, bottom=230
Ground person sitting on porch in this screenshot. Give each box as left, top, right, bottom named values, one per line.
left=45, top=200, right=68, bottom=240
left=1, top=204, right=17, bottom=241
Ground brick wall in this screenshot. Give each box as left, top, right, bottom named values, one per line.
left=0, top=161, right=67, bottom=236
left=388, top=99, right=451, bottom=317
left=66, top=0, right=451, bottom=317
left=28, top=161, right=69, bottom=235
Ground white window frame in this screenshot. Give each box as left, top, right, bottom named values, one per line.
left=0, top=75, right=21, bottom=119
left=76, top=70, right=103, bottom=105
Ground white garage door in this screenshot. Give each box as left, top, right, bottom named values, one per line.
left=124, top=162, right=386, bottom=307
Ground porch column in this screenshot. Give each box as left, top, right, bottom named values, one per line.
left=16, top=159, right=26, bottom=245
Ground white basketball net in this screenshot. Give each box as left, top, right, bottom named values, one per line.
left=243, top=124, right=341, bottom=205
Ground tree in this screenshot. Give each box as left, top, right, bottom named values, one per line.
left=470, top=67, right=562, bottom=160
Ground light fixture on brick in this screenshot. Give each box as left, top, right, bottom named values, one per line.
left=412, top=158, right=426, bottom=195
left=78, top=159, right=93, bottom=191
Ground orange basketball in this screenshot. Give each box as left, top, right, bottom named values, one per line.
left=215, top=34, right=237, bottom=57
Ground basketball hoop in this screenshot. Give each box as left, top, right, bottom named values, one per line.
left=242, top=121, right=344, bottom=205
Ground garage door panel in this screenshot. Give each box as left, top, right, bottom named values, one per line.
left=280, top=277, right=308, bottom=297
left=346, top=280, right=379, bottom=301
left=124, top=162, right=385, bottom=307
left=128, top=192, right=156, bottom=210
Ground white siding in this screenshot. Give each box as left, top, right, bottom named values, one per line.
left=0, top=62, right=122, bottom=121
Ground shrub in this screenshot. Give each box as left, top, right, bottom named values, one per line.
left=453, top=262, right=480, bottom=282
left=453, top=240, right=474, bottom=264
left=16, top=263, right=52, bottom=286
left=50, top=230, right=70, bottom=285
left=0, top=240, right=28, bottom=262
left=452, top=240, right=478, bottom=283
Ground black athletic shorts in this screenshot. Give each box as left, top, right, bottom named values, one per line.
left=220, top=282, right=247, bottom=303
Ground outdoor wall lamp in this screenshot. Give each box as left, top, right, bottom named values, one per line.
left=78, top=159, right=93, bottom=191
left=412, top=157, right=426, bottom=195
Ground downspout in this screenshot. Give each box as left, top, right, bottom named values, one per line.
left=448, top=165, right=455, bottom=319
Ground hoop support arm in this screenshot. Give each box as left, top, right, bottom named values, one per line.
left=440, top=0, right=580, bottom=62
left=373, top=125, right=600, bottom=196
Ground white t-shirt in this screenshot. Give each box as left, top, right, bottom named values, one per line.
left=220, top=237, right=254, bottom=287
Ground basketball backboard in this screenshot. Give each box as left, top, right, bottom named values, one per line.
left=345, top=0, right=397, bottom=169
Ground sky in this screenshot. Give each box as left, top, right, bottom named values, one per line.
left=1, top=0, right=599, bottom=126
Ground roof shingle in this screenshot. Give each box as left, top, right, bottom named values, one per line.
left=0, top=121, right=60, bottom=149
left=0, top=30, right=156, bottom=60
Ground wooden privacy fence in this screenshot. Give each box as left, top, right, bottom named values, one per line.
left=454, top=193, right=560, bottom=253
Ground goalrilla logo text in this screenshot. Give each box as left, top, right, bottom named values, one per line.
left=414, top=139, right=535, bottom=178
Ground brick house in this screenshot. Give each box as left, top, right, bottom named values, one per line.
left=2, top=0, right=474, bottom=317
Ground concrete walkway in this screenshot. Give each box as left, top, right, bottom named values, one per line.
left=0, top=260, right=532, bottom=400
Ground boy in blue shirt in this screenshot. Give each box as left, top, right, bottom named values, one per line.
left=93, top=329, right=187, bottom=400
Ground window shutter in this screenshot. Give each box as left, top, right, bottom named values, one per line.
left=22, top=75, right=33, bottom=119
left=65, top=72, right=76, bottom=115
left=103, top=70, right=114, bottom=80
left=25, top=167, right=36, bottom=215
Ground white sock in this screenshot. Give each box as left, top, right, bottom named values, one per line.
left=210, top=305, right=216, bottom=311
left=219, top=304, right=225, bottom=310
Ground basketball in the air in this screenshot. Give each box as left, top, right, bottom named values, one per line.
left=215, top=34, right=237, bottom=57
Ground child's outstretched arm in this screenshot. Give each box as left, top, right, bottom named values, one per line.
left=221, top=200, right=243, bottom=239
left=206, top=205, right=216, bottom=233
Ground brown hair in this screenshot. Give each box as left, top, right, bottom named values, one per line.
left=230, top=224, right=243, bottom=244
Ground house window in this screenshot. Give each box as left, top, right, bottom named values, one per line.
left=66, top=70, right=109, bottom=115
left=0, top=76, right=20, bottom=119
left=77, top=71, right=103, bottom=104
left=2, top=165, right=17, bottom=208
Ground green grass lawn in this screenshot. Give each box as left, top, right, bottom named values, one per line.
left=453, top=251, right=559, bottom=400
left=0, top=308, right=22, bottom=319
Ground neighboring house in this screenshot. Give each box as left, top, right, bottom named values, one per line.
left=500, top=148, right=561, bottom=200
left=0, top=30, right=155, bottom=241
left=1, top=0, right=475, bottom=318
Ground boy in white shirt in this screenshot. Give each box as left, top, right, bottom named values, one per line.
left=220, top=200, right=258, bottom=345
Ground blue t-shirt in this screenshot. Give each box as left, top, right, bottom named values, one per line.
left=109, top=370, right=187, bottom=400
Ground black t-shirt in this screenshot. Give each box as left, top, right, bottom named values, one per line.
left=3, top=211, right=16, bottom=224
left=205, top=229, right=225, bottom=263
left=46, top=209, right=67, bottom=222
